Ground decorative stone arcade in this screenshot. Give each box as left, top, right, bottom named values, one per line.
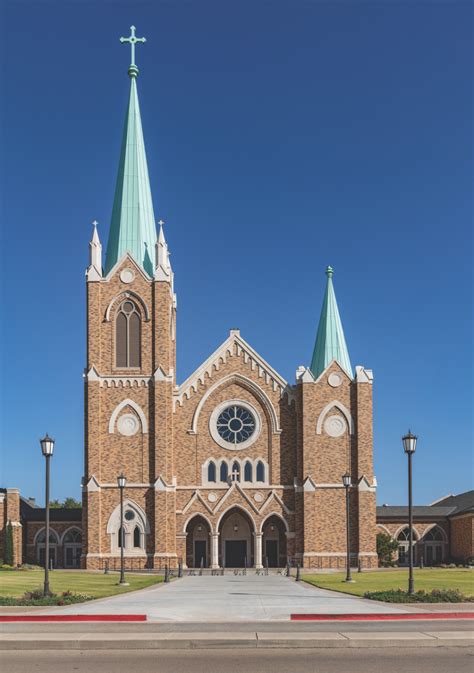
left=182, top=507, right=289, bottom=569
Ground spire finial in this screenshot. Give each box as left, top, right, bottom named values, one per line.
left=326, top=265, right=334, bottom=278
left=120, top=25, right=146, bottom=78
left=158, top=219, right=165, bottom=228
left=92, top=219, right=98, bottom=228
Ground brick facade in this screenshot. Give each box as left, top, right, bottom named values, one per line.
left=81, top=249, right=378, bottom=570
left=0, top=489, right=22, bottom=565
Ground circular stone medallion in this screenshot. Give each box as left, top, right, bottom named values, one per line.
left=208, top=492, right=217, bottom=503
left=324, top=415, right=346, bottom=438
left=120, top=268, right=135, bottom=284
left=254, top=492, right=264, bottom=503
left=328, top=372, right=343, bottom=387
left=117, top=413, right=140, bottom=436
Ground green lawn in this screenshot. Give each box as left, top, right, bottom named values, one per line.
left=0, top=570, right=164, bottom=599
left=302, top=569, right=474, bottom=597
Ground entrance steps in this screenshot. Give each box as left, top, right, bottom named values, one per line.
left=184, top=568, right=286, bottom=576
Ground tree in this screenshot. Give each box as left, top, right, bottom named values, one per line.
left=376, top=532, right=398, bottom=567
left=4, top=520, right=14, bottom=566
left=49, top=497, right=81, bottom=509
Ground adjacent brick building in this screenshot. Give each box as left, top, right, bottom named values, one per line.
left=377, top=491, right=474, bottom=565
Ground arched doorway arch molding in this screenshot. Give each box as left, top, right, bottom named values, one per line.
left=217, top=505, right=257, bottom=569
left=184, top=514, right=212, bottom=568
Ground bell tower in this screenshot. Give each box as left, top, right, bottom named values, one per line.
left=82, top=26, right=177, bottom=569
left=295, top=267, right=377, bottom=569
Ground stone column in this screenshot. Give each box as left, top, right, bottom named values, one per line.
left=254, top=533, right=263, bottom=569
left=211, top=533, right=219, bottom=569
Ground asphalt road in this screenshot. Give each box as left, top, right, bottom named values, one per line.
left=3, top=647, right=474, bottom=673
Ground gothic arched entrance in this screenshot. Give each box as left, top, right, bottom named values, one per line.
left=218, top=507, right=255, bottom=568
left=185, top=515, right=211, bottom=568
left=262, top=514, right=287, bottom=567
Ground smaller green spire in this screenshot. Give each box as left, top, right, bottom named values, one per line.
left=310, top=266, right=353, bottom=379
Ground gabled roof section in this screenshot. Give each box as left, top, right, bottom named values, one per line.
left=432, top=490, right=474, bottom=515
left=175, top=329, right=289, bottom=407
left=104, top=61, right=157, bottom=277
left=310, top=266, right=352, bottom=379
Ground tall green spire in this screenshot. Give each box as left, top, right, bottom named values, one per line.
left=310, top=266, right=353, bottom=379
left=104, top=26, right=157, bottom=277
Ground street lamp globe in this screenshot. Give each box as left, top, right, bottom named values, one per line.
left=40, top=434, right=55, bottom=457
left=117, top=474, right=127, bottom=489
left=402, top=430, right=417, bottom=455
left=342, top=472, right=351, bottom=487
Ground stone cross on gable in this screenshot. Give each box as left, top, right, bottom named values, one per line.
left=231, top=468, right=240, bottom=482
left=120, top=25, right=146, bottom=67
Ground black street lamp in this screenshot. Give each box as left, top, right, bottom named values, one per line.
left=117, top=473, right=128, bottom=586
left=40, top=434, right=55, bottom=596
left=402, top=430, right=417, bottom=595
left=342, top=472, right=354, bottom=583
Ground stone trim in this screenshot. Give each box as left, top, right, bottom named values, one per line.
left=108, top=399, right=148, bottom=434
left=316, top=400, right=354, bottom=435
left=258, top=511, right=289, bottom=534
left=175, top=332, right=288, bottom=408
left=188, top=374, right=282, bottom=434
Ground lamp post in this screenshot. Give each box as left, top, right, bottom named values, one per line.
left=402, top=430, right=417, bottom=595
left=40, top=434, right=55, bottom=596
left=342, top=472, right=353, bottom=583
left=117, top=473, right=128, bottom=586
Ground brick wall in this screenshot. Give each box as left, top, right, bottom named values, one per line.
left=450, top=514, right=474, bottom=561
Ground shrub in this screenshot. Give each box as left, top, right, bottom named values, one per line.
left=376, top=532, right=398, bottom=567
left=0, top=588, right=93, bottom=606
left=19, top=563, right=42, bottom=570
left=364, top=588, right=473, bottom=603
left=4, top=521, right=14, bottom=566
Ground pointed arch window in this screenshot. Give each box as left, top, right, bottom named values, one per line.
left=220, top=462, right=228, bottom=482
left=207, top=461, right=216, bottom=483
left=256, top=461, right=265, bottom=482
left=244, top=461, right=252, bottom=482
left=116, top=300, right=141, bottom=368
left=133, top=526, right=141, bottom=548
left=118, top=526, right=125, bottom=548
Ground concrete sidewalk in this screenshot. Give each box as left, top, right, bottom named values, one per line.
left=41, top=574, right=408, bottom=621
left=0, top=629, right=472, bottom=650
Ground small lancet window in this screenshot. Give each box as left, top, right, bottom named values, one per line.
left=118, top=526, right=125, bottom=548
left=244, top=461, right=252, bottom=482
left=220, top=462, right=228, bottom=482
left=231, top=461, right=241, bottom=482
left=116, top=300, right=141, bottom=368
left=133, top=526, right=141, bottom=548
left=256, top=461, right=265, bottom=482
left=207, top=461, right=216, bottom=483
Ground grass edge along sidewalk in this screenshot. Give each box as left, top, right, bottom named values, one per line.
left=301, top=569, right=474, bottom=600
left=0, top=570, right=164, bottom=603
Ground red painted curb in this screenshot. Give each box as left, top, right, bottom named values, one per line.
left=291, top=612, right=474, bottom=621
left=0, top=615, right=147, bottom=622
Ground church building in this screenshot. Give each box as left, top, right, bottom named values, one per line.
left=81, top=28, right=378, bottom=570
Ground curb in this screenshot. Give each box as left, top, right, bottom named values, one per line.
left=0, top=632, right=472, bottom=650
left=291, top=612, right=474, bottom=621
left=0, top=615, right=146, bottom=623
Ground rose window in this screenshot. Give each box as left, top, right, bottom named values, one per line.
left=216, top=405, right=256, bottom=445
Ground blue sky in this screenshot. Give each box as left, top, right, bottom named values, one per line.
left=1, top=1, right=472, bottom=506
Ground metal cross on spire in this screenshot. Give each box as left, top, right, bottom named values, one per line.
left=120, top=25, right=146, bottom=75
